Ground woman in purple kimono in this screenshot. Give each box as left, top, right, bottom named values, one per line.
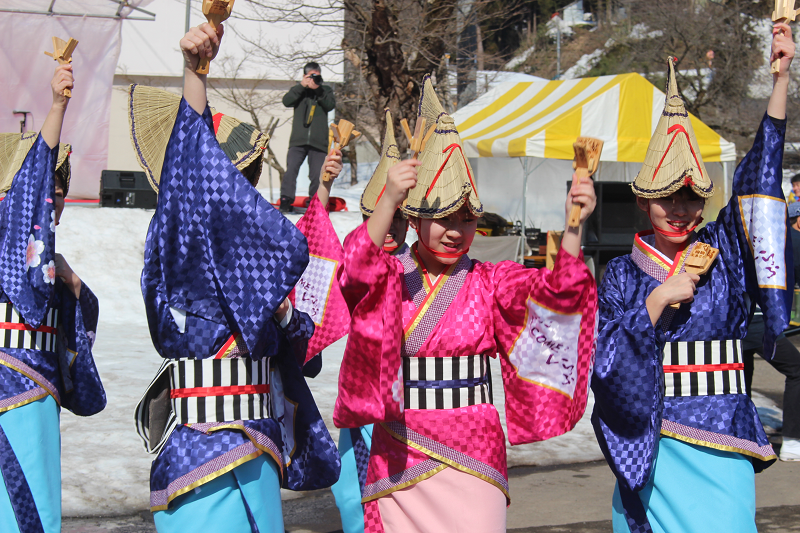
left=592, top=26, right=794, bottom=533
left=0, top=64, right=106, bottom=533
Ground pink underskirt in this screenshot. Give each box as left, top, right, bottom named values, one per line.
left=377, top=465, right=507, bottom=533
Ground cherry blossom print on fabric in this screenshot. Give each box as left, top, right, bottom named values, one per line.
left=25, top=235, right=44, bottom=271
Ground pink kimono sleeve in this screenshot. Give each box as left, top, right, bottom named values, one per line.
left=292, top=193, right=350, bottom=363
left=492, top=246, right=598, bottom=445
left=333, top=222, right=404, bottom=428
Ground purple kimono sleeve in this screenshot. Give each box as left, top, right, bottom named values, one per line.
left=58, top=281, right=106, bottom=417
left=591, top=261, right=663, bottom=492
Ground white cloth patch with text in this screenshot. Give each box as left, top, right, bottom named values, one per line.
left=739, top=195, right=786, bottom=290
left=295, top=255, right=338, bottom=325
left=509, top=299, right=582, bottom=399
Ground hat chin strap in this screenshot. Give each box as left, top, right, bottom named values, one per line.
left=418, top=238, right=469, bottom=259
left=648, top=210, right=703, bottom=238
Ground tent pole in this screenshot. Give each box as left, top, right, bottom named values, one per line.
left=521, top=158, right=528, bottom=262
left=518, top=157, right=547, bottom=263
left=722, top=161, right=729, bottom=200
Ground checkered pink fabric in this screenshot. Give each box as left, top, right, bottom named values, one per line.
left=292, top=194, right=350, bottom=363
left=364, top=499, right=386, bottom=533
left=336, top=224, right=597, bottom=509
left=493, top=247, right=598, bottom=444
left=334, top=223, right=405, bottom=428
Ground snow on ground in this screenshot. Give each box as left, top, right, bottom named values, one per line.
left=561, top=49, right=605, bottom=80
left=54, top=177, right=781, bottom=515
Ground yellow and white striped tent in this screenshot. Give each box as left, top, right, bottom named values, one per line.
left=454, top=73, right=736, bottom=162
left=451, top=73, right=736, bottom=232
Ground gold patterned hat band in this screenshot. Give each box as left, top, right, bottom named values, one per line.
left=631, top=57, right=714, bottom=199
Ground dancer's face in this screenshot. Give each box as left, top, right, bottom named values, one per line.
left=637, top=187, right=704, bottom=245
left=385, top=209, right=409, bottom=252
left=54, top=182, right=65, bottom=226
left=412, top=205, right=478, bottom=266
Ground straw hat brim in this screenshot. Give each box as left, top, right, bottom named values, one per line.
left=0, top=133, right=70, bottom=196
left=128, top=84, right=270, bottom=191
left=56, top=143, right=72, bottom=196
left=212, top=110, right=270, bottom=183
left=128, top=84, right=182, bottom=191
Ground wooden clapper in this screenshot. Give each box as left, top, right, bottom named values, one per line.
left=772, top=0, right=799, bottom=73
left=668, top=242, right=719, bottom=309
left=322, top=120, right=361, bottom=181
left=398, top=116, right=435, bottom=206
left=400, top=117, right=435, bottom=160
left=196, top=0, right=235, bottom=75
left=568, top=137, right=603, bottom=228
left=44, top=37, right=79, bottom=97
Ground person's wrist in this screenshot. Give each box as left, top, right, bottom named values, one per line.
left=654, top=287, right=669, bottom=311
left=774, top=71, right=791, bottom=84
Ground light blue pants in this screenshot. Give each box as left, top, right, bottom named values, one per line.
left=612, top=437, right=757, bottom=533
left=0, top=396, right=61, bottom=533
left=154, top=453, right=284, bottom=533
left=331, top=425, right=373, bottom=533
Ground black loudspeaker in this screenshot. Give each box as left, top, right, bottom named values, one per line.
left=100, top=170, right=157, bottom=209
left=567, top=180, right=650, bottom=267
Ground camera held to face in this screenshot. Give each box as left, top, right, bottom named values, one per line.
left=310, top=73, right=323, bottom=85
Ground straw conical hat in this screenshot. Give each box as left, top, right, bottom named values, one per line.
left=632, top=57, right=713, bottom=199
left=360, top=109, right=401, bottom=216
left=128, top=84, right=270, bottom=191
left=0, top=132, right=71, bottom=195
left=402, top=75, right=482, bottom=219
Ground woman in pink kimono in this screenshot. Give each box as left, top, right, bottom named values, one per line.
left=334, top=76, right=599, bottom=532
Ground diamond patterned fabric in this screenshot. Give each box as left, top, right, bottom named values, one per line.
left=292, top=193, right=349, bottom=362
left=141, top=98, right=308, bottom=360
left=336, top=223, right=596, bottom=512
left=143, top=98, right=339, bottom=508
left=0, top=135, right=57, bottom=328
left=0, top=425, right=44, bottom=533
left=0, top=133, right=105, bottom=417
left=592, top=113, right=787, bottom=533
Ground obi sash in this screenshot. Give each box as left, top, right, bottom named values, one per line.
left=662, top=340, right=745, bottom=397
left=0, top=302, right=58, bottom=352
left=170, top=357, right=271, bottom=425
left=403, top=354, right=492, bottom=410
left=134, top=334, right=272, bottom=454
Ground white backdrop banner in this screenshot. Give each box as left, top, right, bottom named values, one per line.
left=0, top=14, right=121, bottom=199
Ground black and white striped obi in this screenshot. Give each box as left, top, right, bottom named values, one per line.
left=170, top=358, right=272, bottom=424
left=0, top=302, right=58, bottom=352
left=135, top=356, right=272, bottom=454
left=403, top=354, right=492, bottom=410
left=662, top=340, right=745, bottom=397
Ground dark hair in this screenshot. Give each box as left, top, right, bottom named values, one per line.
left=55, top=165, right=68, bottom=193
left=791, top=174, right=800, bottom=184
left=303, top=62, right=321, bottom=74
left=240, top=155, right=263, bottom=187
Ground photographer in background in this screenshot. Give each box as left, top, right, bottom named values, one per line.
left=280, top=62, right=336, bottom=213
